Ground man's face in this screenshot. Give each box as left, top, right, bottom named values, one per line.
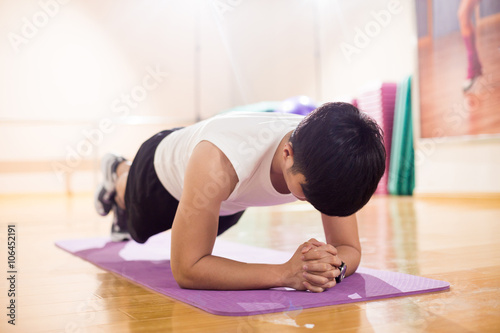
left=285, top=168, right=307, bottom=201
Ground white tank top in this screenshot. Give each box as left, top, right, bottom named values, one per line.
left=154, top=112, right=304, bottom=215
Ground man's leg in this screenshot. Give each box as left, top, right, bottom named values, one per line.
left=94, top=154, right=126, bottom=216
left=94, top=153, right=131, bottom=241
left=96, top=129, right=181, bottom=243
left=109, top=160, right=132, bottom=242
left=458, top=0, right=482, bottom=91
left=114, top=161, right=131, bottom=210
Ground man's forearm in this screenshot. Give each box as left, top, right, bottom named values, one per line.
left=174, top=254, right=287, bottom=290
left=335, top=245, right=361, bottom=277
left=321, top=213, right=362, bottom=278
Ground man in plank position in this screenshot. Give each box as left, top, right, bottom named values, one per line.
left=95, top=102, right=385, bottom=292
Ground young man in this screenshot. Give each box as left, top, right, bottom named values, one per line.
left=95, top=102, right=386, bottom=292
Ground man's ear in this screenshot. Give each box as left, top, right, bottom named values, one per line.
left=283, top=142, right=294, bottom=158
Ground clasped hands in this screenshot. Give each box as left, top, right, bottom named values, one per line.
left=285, top=238, right=342, bottom=293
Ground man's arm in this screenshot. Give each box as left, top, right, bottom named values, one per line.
left=320, top=213, right=362, bottom=277
left=170, top=141, right=318, bottom=291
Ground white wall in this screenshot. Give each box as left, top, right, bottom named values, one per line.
left=0, top=0, right=198, bottom=193
left=318, top=0, right=414, bottom=102
left=414, top=139, right=500, bottom=194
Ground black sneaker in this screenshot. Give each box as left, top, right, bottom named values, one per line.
left=110, top=204, right=131, bottom=242
left=94, top=153, right=126, bottom=216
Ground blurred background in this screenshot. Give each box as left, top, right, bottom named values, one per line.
left=0, top=0, right=499, bottom=197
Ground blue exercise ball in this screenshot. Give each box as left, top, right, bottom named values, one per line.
left=275, top=96, right=317, bottom=116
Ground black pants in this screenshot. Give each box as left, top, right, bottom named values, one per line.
left=124, top=129, right=245, bottom=243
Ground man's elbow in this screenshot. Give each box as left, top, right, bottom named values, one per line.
left=172, top=273, right=192, bottom=290
left=171, top=261, right=198, bottom=289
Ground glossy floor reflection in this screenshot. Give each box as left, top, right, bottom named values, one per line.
left=0, top=194, right=499, bottom=332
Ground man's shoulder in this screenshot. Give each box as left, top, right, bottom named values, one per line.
left=188, top=141, right=239, bottom=197
left=214, top=111, right=304, bottom=121
left=205, top=111, right=304, bottom=132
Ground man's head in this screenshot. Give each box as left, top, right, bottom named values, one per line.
left=286, top=102, right=386, bottom=216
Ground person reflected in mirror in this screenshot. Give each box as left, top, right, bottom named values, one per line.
left=458, top=0, right=483, bottom=92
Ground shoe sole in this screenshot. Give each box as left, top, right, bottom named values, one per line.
left=94, top=153, right=125, bottom=216
left=110, top=231, right=131, bottom=242
left=94, top=185, right=114, bottom=216
left=101, top=153, right=122, bottom=192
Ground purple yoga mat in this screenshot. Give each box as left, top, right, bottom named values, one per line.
left=55, top=233, right=449, bottom=316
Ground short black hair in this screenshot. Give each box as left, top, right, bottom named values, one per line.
left=289, top=102, right=386, bottom=216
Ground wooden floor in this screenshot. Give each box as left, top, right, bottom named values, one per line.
left=418, top=15, right=500, bottom=139
left=0, top=194, right=499, bottom=332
